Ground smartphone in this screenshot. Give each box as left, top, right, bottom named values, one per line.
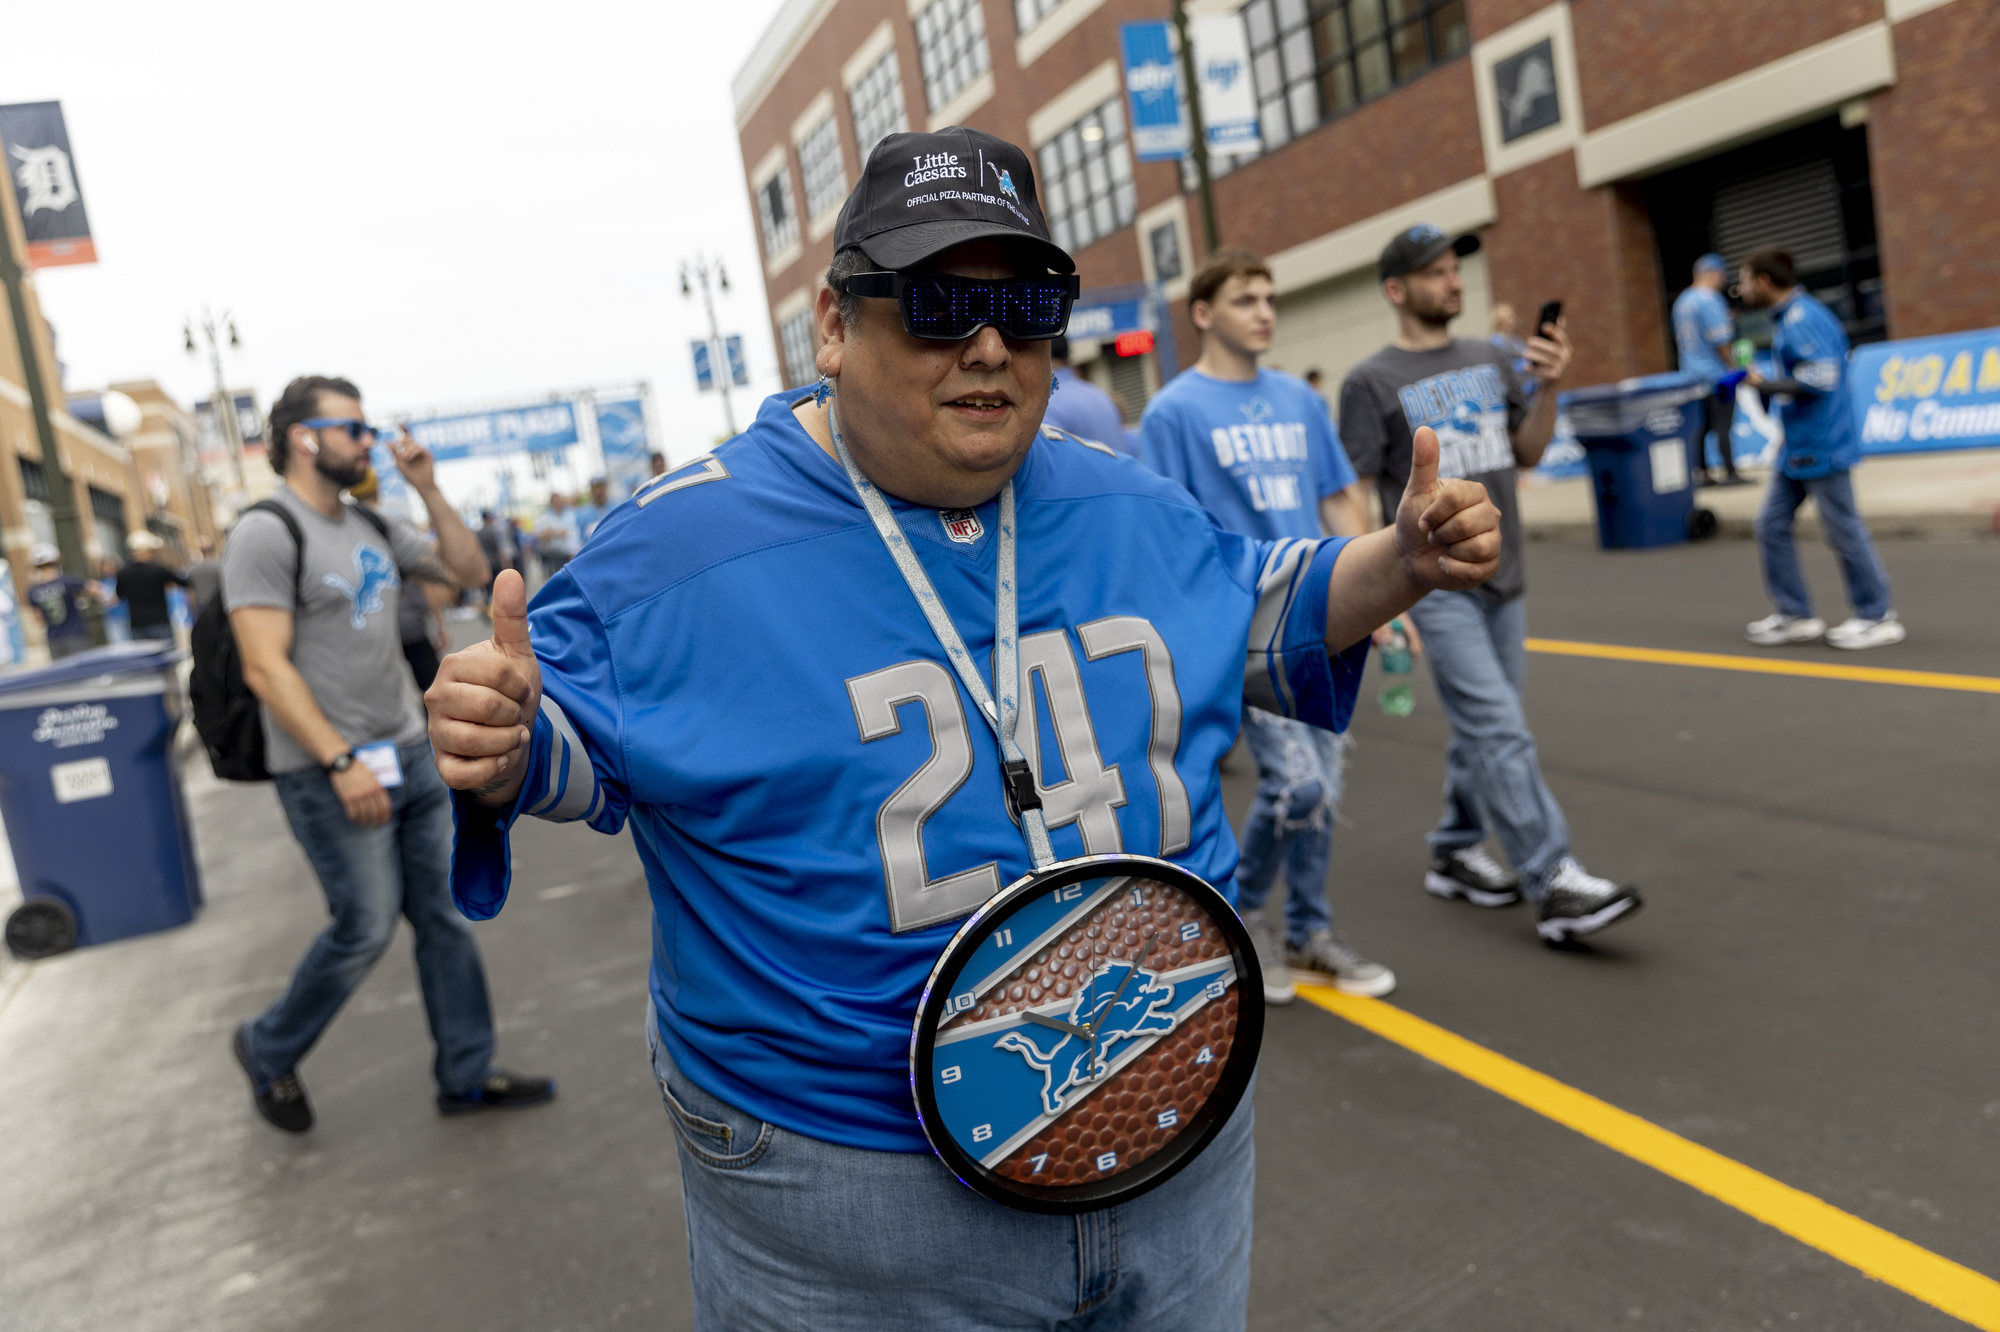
left=1535, top=300, right=1563, bottom=337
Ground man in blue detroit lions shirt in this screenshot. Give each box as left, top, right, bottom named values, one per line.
left=1140, top=247, right=1392, bottom=1008
left=1672, top=252, right=1743, bottom=486
left=428, top=128, right=1500, bottom=1332
left=1737, top=246, right=1904, bottom=651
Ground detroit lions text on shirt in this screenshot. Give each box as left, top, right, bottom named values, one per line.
left=1395, top=363, right=1515, bottom=480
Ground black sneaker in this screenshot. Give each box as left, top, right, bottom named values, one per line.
left=1424, top=845, right=1522, bottom=908
left=232, top=1026, right=313, bottom=1133
left=437, top=1068, right=557, bottom=1116
left=1535, top=858, right=1643, bottom=943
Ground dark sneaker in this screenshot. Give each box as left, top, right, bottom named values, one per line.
left=437, top=1069, right=557, bottom=1116
left=1535, top=858, right=1643, bottom=943
left=1240, top=906, right=1296, bottom=1005
left=1287, top=930, right=1396, bottom=998
left=1425, top=845, right=1522, bottom=908
left=232, top=1026, right=313, bottom=1133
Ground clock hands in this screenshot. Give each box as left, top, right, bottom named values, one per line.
left=1021, top=1011, right=1090, bottom=1038
left=1087, top=933, right=1159, bottom=1079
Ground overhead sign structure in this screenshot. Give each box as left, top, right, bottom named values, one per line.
left=1192, top=16, right=1260, bottom=157
left=595, top=393, right=654, bottom=500
left=0, top=102, right=96, bottom=268
left=1852, top=327, right=2000, bottom=455
left=1120, top=22, right=1189, bottom=162
left=405, top=402, right=579, bottom=463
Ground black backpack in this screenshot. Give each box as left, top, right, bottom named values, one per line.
left=189, top=498, right=391, bottom=781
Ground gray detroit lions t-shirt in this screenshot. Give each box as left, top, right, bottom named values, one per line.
left=1338, top=338, right=1529, bottom=605
left=222, top=488, right=435, bottom=774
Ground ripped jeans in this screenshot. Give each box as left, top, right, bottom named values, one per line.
left=1233, top=707, right=1345, bottom=947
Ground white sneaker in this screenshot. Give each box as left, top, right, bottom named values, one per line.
left=1288, top=931, right=1396, bottom=998
left=1746, top=613, right=1825, bottom=646
left=1825, top=611, right=1905, bottom=650
left=1240, top=907, right=1296, bottom=1005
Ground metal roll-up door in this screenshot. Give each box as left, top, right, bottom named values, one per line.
left=1710, top=157, right=1845, bottom=275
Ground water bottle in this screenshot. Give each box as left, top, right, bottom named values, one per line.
left=1378, top=619, right=1414, bottom=717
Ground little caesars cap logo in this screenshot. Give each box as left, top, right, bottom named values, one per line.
left=939, top=508, right=983, bottom=543
left=905, top=151, right=970, bottom=189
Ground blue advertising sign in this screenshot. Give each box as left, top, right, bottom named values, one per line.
left=692, top=341, right=715, bottom=392
left=1120, top=22, right=1188, bottom=162
left=1066, top=297, right=1148, bottom=341
left=724, top=335, right=749, bottom=387
left=595, top=394, right=653, bottom=500
left=405, top=402, right=578, bottom=463
left=1851, top=327, right=2000, bottom=455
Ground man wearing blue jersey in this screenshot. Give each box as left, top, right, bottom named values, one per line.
left=1141, top=247, right=1390, bottom=1005
left=1672, top=253, right=1743, bottom=486
left=1738, top=247, right=1904, bottom=650
left=1043, top=334, right=1130, bottom=453
left=426, top=128, right=1500, bottom=1331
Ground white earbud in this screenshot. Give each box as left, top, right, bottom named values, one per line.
left=298, top=432, right=320, bottom=456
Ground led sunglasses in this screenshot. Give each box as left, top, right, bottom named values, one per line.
left=838, top=271, right=1080, bottom=342
left=301, top=417, right=380, bottom=443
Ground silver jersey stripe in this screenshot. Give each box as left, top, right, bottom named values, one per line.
left=1041, top=423, right=1119, bottom=457
left=527, top=695, right=598, bottom=823
left=1243, top=539, right=1318, bottom=717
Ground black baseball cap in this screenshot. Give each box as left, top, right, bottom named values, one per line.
left=1377, top=224, right=1481, bottom=282
left=833, top=127, right=1075, bottom=276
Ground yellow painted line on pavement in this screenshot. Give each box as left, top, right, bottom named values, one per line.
left=1525, top=637, right=2000, bottom=695
left=1297, top=985, right=2000, bottom=1329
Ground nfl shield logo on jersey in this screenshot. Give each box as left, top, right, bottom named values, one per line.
left=939, top=508, right=983, bottom=543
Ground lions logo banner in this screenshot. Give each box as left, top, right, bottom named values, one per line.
left=0, top=102, right=96, bottom=268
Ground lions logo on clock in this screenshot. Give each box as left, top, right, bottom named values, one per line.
left=911, top=855, right=1264, bottom=1213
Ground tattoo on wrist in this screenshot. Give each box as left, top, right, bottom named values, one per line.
left=472, top=774, right=513, bottom=797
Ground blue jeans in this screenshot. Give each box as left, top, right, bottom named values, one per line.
left=1754, top=469, right=1893, bottom=620
left=1234, top=707, right=1343, bottom=946
left=243, top=741, right=495, bottom=1094
left=1407, top=591, right=1571, bottom=901
left=647, top=1010, right=1254, bottom=1331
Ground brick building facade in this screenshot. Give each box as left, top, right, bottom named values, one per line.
left=735, top=0, right=2000, bottom=418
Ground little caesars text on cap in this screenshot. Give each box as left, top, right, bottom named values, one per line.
left=1377, top=224, right=1481, bottom=283
left=834, top=127, right=1074, bottom=276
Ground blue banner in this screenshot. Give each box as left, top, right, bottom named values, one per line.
left=1066, top=297, right=1148, bottom=341
left=1120, top=23, right=1187, bottom=162
left=692, top=341, right=715, bottom=392
left=406, top=402, right=578, bottom=463
left=595, top=394, right=652, bottom=501
left=1851, top=327, right=2000, bottom=455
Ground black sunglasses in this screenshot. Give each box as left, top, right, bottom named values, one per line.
left=838, top=271, right=1079, bottom=342
left=302, top=416, right=379, bottom=444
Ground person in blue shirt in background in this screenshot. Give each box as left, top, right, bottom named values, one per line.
left=1738, top=246, right=1905, bottom=650
left=1672, top=253, right=1744, bottom=487
left=1141, top=247, right=1391, bottom=1004
left=1041, top=334, right=1132, bottom=454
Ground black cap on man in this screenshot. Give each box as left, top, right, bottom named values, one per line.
left=835, top=127, right=1074, bottom=275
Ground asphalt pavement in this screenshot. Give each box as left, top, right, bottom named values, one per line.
left=0, top=535, right=1993, bottom=1331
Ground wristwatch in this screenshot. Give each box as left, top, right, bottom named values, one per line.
left=324, top=750, right=356, bottom=774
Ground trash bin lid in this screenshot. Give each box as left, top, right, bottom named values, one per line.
left=0, top=641, right=186, bottom=709
left=1560, top=371, right=1708, bottom=438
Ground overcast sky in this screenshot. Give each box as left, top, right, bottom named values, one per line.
left=8, top=0, right=791, bottom=487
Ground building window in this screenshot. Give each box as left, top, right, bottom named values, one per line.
left=19, top=455, right=52, bottom=502
left=89, top=485, right=129, bottom=565
left=1037, top=100, right=1137, bottom=254
left=758, top=167, right=799, bottom=257
left=848, top=50, right=909, bottom=159
left=1241, top=0, right=1468, bottom=152
left=779, top=309, right=818, bottom=389
left=914, top=0, right=991, bottom=113
left=1148, top=221, right=1183, bottom=283
left=799, top=117, right=848, bottom=221
left=1014, top=0, right=1064, bottom=35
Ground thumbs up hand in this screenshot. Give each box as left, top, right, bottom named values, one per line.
left=1394, top=427, right=1501, bottom=592
left=427, top=569, right=541, bottom=806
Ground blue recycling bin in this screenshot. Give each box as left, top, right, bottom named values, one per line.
left=1560, top=372, right=1710, bottom=549
left=0, top=641, right=203, bottom=957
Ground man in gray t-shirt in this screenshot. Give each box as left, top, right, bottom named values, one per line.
left=222, top=373, right=552, bottom=1135
left=1339, top=226, right=1643, bottom=945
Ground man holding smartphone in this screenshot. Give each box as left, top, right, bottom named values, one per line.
left=1338, top=226, right=1643, bottom=943
left=224, top=375, right=550, bottom=1132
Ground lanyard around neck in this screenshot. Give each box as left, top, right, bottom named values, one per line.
left=826, top=398, right=1056, bottom=871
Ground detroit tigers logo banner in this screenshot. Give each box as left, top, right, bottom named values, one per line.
left=0, top=102, right=96, bottom=268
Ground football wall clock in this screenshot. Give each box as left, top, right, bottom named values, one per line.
left=910, top=854, right=1264, bottom=1214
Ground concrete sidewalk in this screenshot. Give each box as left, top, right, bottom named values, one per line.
left=1521, top=446, right=2000, bottom=541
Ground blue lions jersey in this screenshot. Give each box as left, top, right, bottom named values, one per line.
left=450, top=392, right=1367, bottom=1152
left=1672, top=285, right=1733, bottom=384
left=1768, top=289, right=1861, bottom=479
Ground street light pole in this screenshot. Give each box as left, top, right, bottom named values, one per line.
left=184, top=308, right=246, bottom=493
left=681, top=256, right=737, bottom=438
left=1172, top=0, right=1221, bottom=254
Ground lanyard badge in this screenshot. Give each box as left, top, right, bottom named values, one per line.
left=826, top=395, right=1264, bottom=1213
